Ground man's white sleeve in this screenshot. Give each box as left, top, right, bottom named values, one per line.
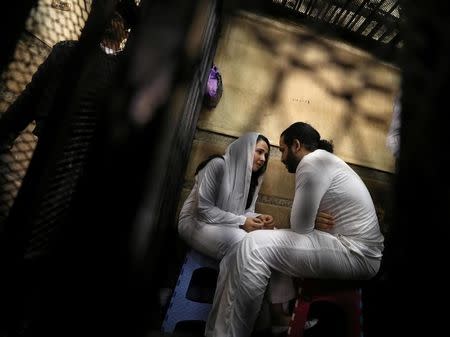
left=290, top=159, right=331, bottom=234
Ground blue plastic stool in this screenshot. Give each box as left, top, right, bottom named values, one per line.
left=161, top=249, right=219, bottom=334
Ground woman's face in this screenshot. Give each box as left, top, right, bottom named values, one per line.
left=252, top=139, right=269, bottom=172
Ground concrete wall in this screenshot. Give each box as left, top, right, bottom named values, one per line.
left=199, top=11, right=400, bottom=173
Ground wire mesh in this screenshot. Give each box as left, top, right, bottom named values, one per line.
left=0, top=0, right=92, bottom=228
left=271, top=0, right=401, bottom=48
left=0, top=35, right=49, bottom=226
left=0, top=0, right=220, bottom=335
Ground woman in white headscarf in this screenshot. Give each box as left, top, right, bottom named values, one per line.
left=178, top=132, right=273, bottom=259
left=178, top=132, right=297, bottom=327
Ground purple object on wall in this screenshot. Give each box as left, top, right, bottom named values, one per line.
left=204, top=65, right=223, bottom=109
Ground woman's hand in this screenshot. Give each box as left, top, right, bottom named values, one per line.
left=315, top=211, right=335, bottom=232
left=257, top=214, right=275, bottom=229
left=241, top=217, right=264, bottom=232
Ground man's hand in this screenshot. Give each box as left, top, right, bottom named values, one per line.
left=315, top=211, right=335, bottom=232
left=241, top=217, right=264, bottom=232
left=257, top=214, right=276, bottom=229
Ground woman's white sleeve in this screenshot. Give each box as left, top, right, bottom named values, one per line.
left=244, top=211, right=260, bottom=218
left=244, top=200, right=260, bottom=218
left=196, top=159, right=246, bottom=227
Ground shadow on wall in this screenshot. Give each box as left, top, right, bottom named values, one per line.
left=198, top=12, right=399, bottom=173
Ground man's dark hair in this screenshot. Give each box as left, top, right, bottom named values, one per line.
left=116, top=0, right=139, bottom=29
left=102, top=0, right=138, bottom=46
left=281, top=122, right=334, bottom=153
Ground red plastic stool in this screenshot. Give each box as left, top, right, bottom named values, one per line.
left=287, top=279, right=363, bottom=337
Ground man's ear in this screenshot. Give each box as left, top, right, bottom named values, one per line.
left=292, top=139, right=301, bottom=153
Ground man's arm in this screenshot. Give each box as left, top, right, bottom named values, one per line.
left=315, top=211, right=335, bottom=232
left=290, top=158, right=332, bottom=234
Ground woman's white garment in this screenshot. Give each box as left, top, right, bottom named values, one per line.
left=178, top=132, right=262, bottom=259
left=206, top=150, right=384, bottom=337
left=178, top=132, right=295, bottom=303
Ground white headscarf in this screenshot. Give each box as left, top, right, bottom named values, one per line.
left=216, top=132, right=267, bottom=215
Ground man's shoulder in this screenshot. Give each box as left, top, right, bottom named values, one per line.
left=51, top=40, right=78, bottom=55
left=53, top=40, right=77, bottom=47
left=303, top=149, right=330, bottom=163
left=310, top=149, right=338, bottom=162
left=44, top=40, right=78, bottom=68
left=299, top=150, right=337, bottom=173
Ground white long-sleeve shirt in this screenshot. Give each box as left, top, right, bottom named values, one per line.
left=291, top=150, right=384, bottom=259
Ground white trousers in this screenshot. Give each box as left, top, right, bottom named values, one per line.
left=179, top=223, right=296, bottom=304
left=205, top=229, right=380, bottom=337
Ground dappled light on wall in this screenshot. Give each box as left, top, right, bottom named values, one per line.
left=198, top=12, right=400, bottom=173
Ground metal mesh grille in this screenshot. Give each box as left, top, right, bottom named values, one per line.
left=12, top=42, right=121, bottom=260
left=25, top=0, right=90, bottom=46
left=0, top=1, right=129, bottom=260
left=0, top=0, right=91, bottom=228
left=0, top=34, right=50, bottom=225
left=24, top=90, right=99, bottom=257
left=272, top=0, right=401, bottom=48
